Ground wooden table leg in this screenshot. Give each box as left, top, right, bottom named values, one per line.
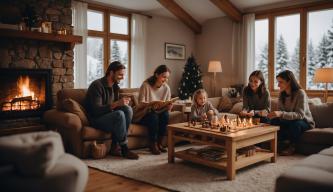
left=168, top=128, right=175, bottom=163
left=226, top=140, right=236, bottom=180
left=271, top=131, right=277, bottom=163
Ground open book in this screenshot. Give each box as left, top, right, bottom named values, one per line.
left=132, top=97, right=179, bottom=122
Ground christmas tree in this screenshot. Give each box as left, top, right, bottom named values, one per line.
left=178, top=55, right=203, bottom=100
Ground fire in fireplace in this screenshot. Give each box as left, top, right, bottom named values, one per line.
left=0, top=69, right=52, bottom=119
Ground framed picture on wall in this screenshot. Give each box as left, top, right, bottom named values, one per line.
left=165, top=43, right=186, bottom=60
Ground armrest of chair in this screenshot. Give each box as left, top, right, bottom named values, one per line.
left=43, top=109, right=83, bottom=131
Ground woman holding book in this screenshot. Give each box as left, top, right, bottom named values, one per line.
left=137, top=65, right=173, bottom=155
left=240, top=70, right=271, bottom=123
left=268, top=70, right=314, bottom=155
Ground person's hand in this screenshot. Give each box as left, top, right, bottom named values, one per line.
left=201, top=113, right=207, bottom=121
left=152, top=102, right=163, bottom=110
left=248, top=110, right=255, bottom=117
left=267, top=111, right=282, bottom=119
left=259, top=110, right=268, bottom=117
left=111, top=97, right=131, bottom=109
left=239, top=110, right=248, bottom=117
left=167, top=103, right=173, bottom=111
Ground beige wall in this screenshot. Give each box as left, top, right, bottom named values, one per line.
left=146, top=16, right=195, bottom=95
left=196, top=16, right=238, bottom=97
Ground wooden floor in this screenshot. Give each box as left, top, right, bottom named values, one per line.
left=85, top=168, right=170, bottom=192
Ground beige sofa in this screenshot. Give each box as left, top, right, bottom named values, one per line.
left=43, top=88, right=184, bottom=159
left=0, top=131, right=88, bottom=192
left=208, top=97, right=333, bottom=155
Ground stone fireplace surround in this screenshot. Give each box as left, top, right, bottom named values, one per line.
left=0, top=0, right=74, bottom=134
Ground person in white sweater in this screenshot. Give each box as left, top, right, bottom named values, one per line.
left=268, top=70, right=314, bottom=156
left=138, top=65, right=172, bottom=155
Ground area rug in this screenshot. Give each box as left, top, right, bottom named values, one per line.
left=84, top=146, right=305, bottom=192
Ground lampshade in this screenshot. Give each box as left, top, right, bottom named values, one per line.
left=208, top=61, right=222, bottom=73
left=313, top=68, right=333, bottom=83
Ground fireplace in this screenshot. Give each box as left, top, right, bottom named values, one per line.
left=0, top=69, right=52, bottom=119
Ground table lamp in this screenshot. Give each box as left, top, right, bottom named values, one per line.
left=313, top=68, right=333, bottom=102
left=208, top=60, right=222, bottom=97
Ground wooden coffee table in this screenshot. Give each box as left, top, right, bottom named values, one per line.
left=167, top=123, right=279, bottom=180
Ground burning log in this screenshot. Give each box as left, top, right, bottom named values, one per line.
left=11, top=96, right=32, bottom=103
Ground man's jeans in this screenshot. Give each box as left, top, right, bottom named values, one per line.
left=92, top=105, right=133, bottom=145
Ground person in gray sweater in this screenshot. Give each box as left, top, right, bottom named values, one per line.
left=138, top=65, right=172, bottom=155
left=241, top=70, right=271, bottom=123
left=85, top=61, right=138, bottom=160
left=268, top=70, right=314, bottom=156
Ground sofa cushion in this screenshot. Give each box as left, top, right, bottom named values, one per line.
left=119, top=92, right=139, bottom=107
left=217, top=96, right=233, bottom=112
left=61, top=98, right=90, bottom=126
left=128, top=123, right=148, bottom=136
left=0, top=131, right=64, bottom=177
left=57, top=89, right=87, bottom=108
left=319, top=146, right=333, bottom=156
left=300, top=128, right=333, bottom=145
left=276, top=165, right=333, bottom=192
left=81, top=126, right=112, bottom=140
left=310, top=103, right=333, bottom=128
left=229, top=102, right=243, bottom=114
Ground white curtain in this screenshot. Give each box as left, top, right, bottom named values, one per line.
left=232, top=14, right=255, bottom=85
left=72, top=1, right=88, bottom=88
left=130, top=14, right=147, bottom=88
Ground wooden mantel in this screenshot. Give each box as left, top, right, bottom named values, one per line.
left=0, top=29, right=82, bottom=49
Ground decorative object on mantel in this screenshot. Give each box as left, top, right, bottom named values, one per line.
left=0, top=28, right=82, bottom=49
left=314, top=68, right=333, bottom=102
left=22, top=4, right=42, bottom=31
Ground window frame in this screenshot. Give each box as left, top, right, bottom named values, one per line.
left=254, top=1, right=333, bottom=98
left=87, top=4, right=132, bottom=87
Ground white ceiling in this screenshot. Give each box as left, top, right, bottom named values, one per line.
left=89, top=0, right=320, bottom=24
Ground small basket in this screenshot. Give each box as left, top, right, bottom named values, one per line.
left=91, top=141, right=107, bottom=159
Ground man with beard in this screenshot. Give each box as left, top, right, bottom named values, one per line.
left=85, top=61, right=139, bottom=159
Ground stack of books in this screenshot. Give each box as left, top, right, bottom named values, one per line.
left=186, top=146, right=226, bottom=161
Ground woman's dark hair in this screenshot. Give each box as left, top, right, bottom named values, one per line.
left=104, top=61, right=126, bottom=77
left=276, top=70, right=302, bottom=104
left=244, top=70, right=267, bottom=98
left=147, top=65, right=171, bottom=86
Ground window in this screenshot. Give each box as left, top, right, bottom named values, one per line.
left=255, top=19, right=268, bottom=84
left=110, top=15, right=128, bottom=35
left=86, top=6, right=131, bottom=88
left=87, top=10, right=104, bottom=31
left=275, top=14, right=300, bottom=88
left=307, top=9, right=333, bottom=90
left=255, top=3, right=333, bottom=92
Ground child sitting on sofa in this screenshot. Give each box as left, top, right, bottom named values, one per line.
left=190, top=89, right=219, bottom=122
left=240, top=70, right=271, bottom=123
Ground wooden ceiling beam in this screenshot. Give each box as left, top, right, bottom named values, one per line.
left=157, top=0, right=202, bottom=34
left=210, top=0, right=242, bottom=22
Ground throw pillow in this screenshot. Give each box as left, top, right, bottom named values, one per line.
left=217, top=96, right=233, bottom=112
left=62, top=98, right=90, bottom=126
left=229, top=102, right=243, bottom=114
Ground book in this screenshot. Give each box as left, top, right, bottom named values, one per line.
left=132, top=97, right=179, bottom=122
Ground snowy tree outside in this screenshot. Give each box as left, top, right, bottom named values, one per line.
left=255, top=8, right=333, bottom=90
left=110, top=40, right=129, bottom=88
left=87, top=37, right=104, bottom=86
left=255, top=19, right=269, bottom=84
